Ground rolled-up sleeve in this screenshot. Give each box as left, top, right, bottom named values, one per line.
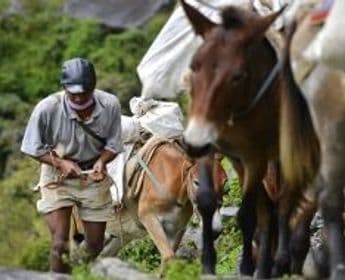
left=21, top=104, right=48, bottom=157
left=104, top=99, right=124, bottom=154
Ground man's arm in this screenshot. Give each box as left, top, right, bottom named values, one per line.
left=33, top=151, right=82, bottom=178
left=91, top=149, right=118, bottom=182
left=89, top=95, right=123, bottom=182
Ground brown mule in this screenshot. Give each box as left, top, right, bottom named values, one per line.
left=180, top=1, right=315, bottom=277
left=71, top=138, right=227, bottom=273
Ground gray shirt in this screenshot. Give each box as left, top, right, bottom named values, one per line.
left=21, top=89, right=124, bottom=164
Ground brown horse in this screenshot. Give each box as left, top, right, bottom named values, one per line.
left=71, top=138, right=227, bottom=273
left=180, top=1, right=317, bottom=278
left=280, top=8, right=345, bottom=280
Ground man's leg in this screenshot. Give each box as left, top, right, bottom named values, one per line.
left=82, top=221, right=106, bottom=260
left=45, top=206, right=73, bottom=273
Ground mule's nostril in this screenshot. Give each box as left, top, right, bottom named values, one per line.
left=181, top=137, right=212, bottom=158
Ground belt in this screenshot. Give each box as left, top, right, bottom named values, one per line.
left=78, top=158, right=97, bottom=170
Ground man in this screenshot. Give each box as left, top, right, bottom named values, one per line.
left=21, top=57, right=123, bottom=273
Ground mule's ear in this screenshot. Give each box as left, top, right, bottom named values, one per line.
left=253, top=6, right=286, bottom=37
left=180, top=0, right=217, bottom=38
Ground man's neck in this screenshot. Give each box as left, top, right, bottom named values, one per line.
left=76, top=104, right=95, bottom=121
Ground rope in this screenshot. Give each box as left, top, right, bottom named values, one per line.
left=193, top=0, right=220, bottom=11
left=112, top=181, right=125, bottom=247
left=114, top=205, right=124, bottom=247
left=134, top=153, right=182, bottom=207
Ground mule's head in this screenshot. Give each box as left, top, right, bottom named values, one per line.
left=189, top=154, right=227, bottom=239
left=181, top=0, right=283, bottom=157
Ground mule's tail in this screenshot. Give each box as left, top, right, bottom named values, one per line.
left=280, top=21, right=320, bottom=188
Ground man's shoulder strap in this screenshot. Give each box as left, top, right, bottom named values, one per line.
left=76, top=120, right=107, bottom=146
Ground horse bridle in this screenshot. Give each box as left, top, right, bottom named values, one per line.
left=189, top=0, right=283, bottom=123
left=233, top=60, right=282, bottom=121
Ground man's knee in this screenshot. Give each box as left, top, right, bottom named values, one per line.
left=52, top=239, right=69, bottom=258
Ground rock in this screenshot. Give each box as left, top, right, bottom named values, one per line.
left=91, top=257, right=158, bottom=280
left=1, top=0, right=171, bottom=28
left=0, top=267, right=70, bottom=280
left=62, top=0, right=171, bottom=28
left=176, top=226, right=201, bottom=260
left=220, top=206, right=239, bottom=217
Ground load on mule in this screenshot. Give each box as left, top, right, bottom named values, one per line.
left=180, top=0, right=317, bottom=278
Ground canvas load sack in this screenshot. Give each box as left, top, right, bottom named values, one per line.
left=129, top=97, right=184, bottom=139
left=305, top=0, right=345, bottom=70
left=136, top=0, right=251, bottom=100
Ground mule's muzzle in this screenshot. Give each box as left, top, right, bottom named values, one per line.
left=181, top=136, right=212, bottom=158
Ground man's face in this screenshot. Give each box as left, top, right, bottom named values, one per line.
left=66, top=91, right=93, bottom=105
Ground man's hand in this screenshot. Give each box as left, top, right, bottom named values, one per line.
left=56, top=158, right=82, bottom=179
left=90, top=159, right=106, bottom=182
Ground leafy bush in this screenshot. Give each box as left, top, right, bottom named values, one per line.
left=216, top=218, right=242, bottom=275
left=164, top=259, right=200, bottom=280
left=72, top=264, right=107, bottom=280
left=117, top=237, right=160, bottom=273
left=19, top=237, right=50, bottom=271
left=222, top=157, right=242, bottom=207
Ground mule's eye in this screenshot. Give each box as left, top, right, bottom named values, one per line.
left=193, top=179, right=199, bottom=187
left=232, top=71, right=247, bottom=85
left=191, top=60, right=201, bottom=72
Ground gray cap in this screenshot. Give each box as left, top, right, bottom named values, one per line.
left=60, top=58, right=96, bottom=94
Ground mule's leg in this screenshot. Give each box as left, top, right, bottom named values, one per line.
left=139, top=213, right=175, bottom=269
left=271, top=198, right=291, bottom=277
left=255, top=185, right=275, bottom=279
left=289, top=194, right=316, bottom=275
left=318, top=174, right=345, bottom=280
left=237, top=187, right=257, bottom=276
left=197, top=160, right=218, bottom=274
left=99, top=234, right=133, bottom=257
left=173, top=228, right=187, bottom=252
left=272, top=185, right=301, bottom=277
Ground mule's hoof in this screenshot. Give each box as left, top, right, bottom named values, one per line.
left=239, top=261, right=255, bottom=276
left=202, top=266, right=216, bottom=275
left=331, top=264, right=345, bottom=280
left=272, top=254, right=290, bottom=277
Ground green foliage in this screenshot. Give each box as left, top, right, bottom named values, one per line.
left=222, top=157, right=242, bottom=207
left=0, top=0, right=10, bottom=12
left=0, top=94, right=31, bottom=176
left=212, top=158, right=243, bottom=275
left=117, top=237, right=160, bottom=273
left=19, top=237, right=50, bottom=271
left=0, top=159, right=48, bottom=267
left=164, top=259, right=200, bottom=280
left=72, top=264, right=107, bottom=280
left=63, top=20, right=103, bottom=59
left=216, top=218, right=242, bottom=275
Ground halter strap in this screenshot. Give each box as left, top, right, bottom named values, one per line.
left=233, top=60, right=281, bottom=121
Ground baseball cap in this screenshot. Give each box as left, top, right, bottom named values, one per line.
left=60, top=58, right=96, bottom=94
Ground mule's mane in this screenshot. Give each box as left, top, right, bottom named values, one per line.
left=221, top=6, right=255, bottom=30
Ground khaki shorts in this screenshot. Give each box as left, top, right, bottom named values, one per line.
left=37, top=176, right=114, bottom=222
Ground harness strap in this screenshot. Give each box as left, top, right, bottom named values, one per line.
left=234, top=60, right=281, bottom=120
left=134, top=153, right=183, bottom=208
